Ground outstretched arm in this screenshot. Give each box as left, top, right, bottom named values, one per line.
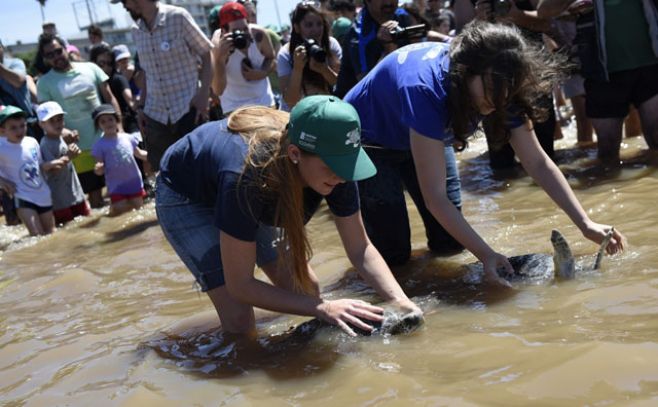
left=334, top=211, right=421, bottom=314
left=410, top=129, right=513, bottom=284
left=510, top=122, right=625, bottom=253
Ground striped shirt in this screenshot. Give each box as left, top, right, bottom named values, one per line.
left=132, top=4, right=213, bottom=124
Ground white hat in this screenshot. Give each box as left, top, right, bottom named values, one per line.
left=36, top=101, right=66, bottom=122
left=112, top=44, right=131, bottom=61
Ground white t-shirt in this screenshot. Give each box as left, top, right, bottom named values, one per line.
left=0, top=136, right=52, bottom=207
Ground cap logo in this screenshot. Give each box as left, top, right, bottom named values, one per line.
left=345, top=128, right=360, bottom=148
left=298, top=131, right=317, bottom=150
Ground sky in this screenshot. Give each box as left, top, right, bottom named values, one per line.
left=0, top=0, right=302, bottom=46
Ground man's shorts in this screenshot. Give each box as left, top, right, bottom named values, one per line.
left=53, top=200, right=90, bottom=224
left=110, top=189, right=147, bottom=203
left=585, top=63, right=658, bottom=118
left=14, top=198, right=53, bottom=214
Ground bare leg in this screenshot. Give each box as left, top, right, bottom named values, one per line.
left=128, top=196, right=144, bottom=211
left=16, top=207, right=45, bottom=236
left=39, top=211, right=56, bottom=234
left=108, top=200, right=132, bottom=217
left=571, top=95, right=593, bottom=145
left=637, top=93, right=658, bottom=149
left=590, top=117, right=624, bottom=163
left=88, top=188, right=104, bottom=208
left=205, top=285, right=256, bottom=335
left=624, top=106, right=642, bottom=138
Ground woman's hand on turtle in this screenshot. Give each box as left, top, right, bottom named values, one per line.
left=390, top=298, right=423, bottom=318
left=316, top=299, right=384, bottom=337
left=582, top=222, right=625, bottom=254
left=482, top=252, right=514, bottom=288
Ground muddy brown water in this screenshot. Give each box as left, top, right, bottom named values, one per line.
left=2, top=130, right=658, bottom=406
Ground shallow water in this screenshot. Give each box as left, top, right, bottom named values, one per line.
left=2, top=129, right=658, bottom=406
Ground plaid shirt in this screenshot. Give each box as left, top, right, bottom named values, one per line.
left=132, top=4, right=213, bottom=124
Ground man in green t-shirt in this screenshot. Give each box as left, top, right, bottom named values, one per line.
left=36, top=34, right=122, bottom=208
left=538, top=0, right=658, bottom=163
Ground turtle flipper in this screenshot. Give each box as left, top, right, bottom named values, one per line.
left=591, top=227, right=615, bottom=270
left=551, top=230, right=576, bottom=279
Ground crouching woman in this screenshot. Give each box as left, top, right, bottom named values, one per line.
left=156, top=95, right=421, bottom=337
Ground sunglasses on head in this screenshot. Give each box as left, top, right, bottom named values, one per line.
left=43, top=47, right=64, bottom=59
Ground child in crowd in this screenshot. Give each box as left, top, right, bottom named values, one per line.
left=37, top=102, right=90, bottom=224
left=0, top=105, right=55, bottom=235
left=91, top=104, right=147, bottom=216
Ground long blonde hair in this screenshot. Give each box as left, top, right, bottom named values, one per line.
left=227, top=106, right=315, bottom=294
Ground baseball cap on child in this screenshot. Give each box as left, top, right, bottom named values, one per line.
left=288, top=95, right=376, bottom=182
left=91, top=104, right=117, bottom=122
left=36, top=101, right=66, bottom=122
left=219, top=2, right=248, bottom=27
left=0, top=105, right=26, bottom=126
left=112, top=44, right=131, bottom=61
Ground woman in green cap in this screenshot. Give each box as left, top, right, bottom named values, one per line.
left=156, top=95, right=421, bottom=337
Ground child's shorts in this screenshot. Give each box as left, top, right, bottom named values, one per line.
left=53, top=200, right=90, bottom=224
left=14, top=198, right=53, bottom=214
left=110, top=189, right=147, bottom=203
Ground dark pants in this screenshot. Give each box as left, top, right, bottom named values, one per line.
left=485, top=96, right=557, bottom=170
left=144, top=108, right=199, bottom=171
left=358, top=145, right=464, bottom=266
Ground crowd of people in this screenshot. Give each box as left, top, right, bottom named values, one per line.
left=1, top=0, right=655, bottom=337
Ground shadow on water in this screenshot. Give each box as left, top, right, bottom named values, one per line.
left=102, top=219, right=160, bottom=243
left=141, top=322, right=347, bottom=380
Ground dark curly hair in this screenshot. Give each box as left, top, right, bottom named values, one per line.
left=289, top=2, right=333, bottom=93
left=448, top=22, right=567, bottom=149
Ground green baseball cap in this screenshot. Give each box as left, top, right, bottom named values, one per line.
left=288, top=95, right=376, bottom=182
left=0, top=105, right=26, bottom=126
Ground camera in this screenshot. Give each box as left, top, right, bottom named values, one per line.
left=229, top=30, right=250, bottom=50
left=388, top=24, right=427, bottom=46
left=491, top=0, right=512, bottom=18
left=303, top=39, right=327, bottom=63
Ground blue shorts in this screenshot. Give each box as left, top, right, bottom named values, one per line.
left=14, top=198, right=53, bottom=214
left=155, top=176, right=279, bottom=292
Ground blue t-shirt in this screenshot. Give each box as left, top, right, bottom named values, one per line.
left=91, top=132, right=143, bottom=195
left=345, top=42, right=453, bottom=150
left=159, top=120, right=360, bottom=242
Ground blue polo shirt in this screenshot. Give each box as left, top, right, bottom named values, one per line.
left=159, top=120, right=360, bottom=242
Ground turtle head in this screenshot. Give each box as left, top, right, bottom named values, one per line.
left=551, top=230, right=576, bottom=279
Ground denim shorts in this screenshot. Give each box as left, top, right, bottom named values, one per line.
left=155, top=176, right=279, bottom=292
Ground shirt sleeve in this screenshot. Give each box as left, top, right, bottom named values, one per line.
left=329, top=36, right=343, bottom=62
left=214, top=171, right=260, bottom=242
left=325, top=181, right=359, bottom=218
left=91, top=63, right=109, bottom=85
left=36, top=78, right=50, bottom=103
left=180, top=9, right=213, bottom=56
left=39, top=140, right=56, bottom=162
left=276, top=44, right=293, bottom=77
left=399, top=84, right=449, bottom=141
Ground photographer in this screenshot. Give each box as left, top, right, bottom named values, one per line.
left=211, top=2, right=276, bottom=115
left=334, top=0, right=416, bottom=97
left=277, top=1, right=342, bottom=111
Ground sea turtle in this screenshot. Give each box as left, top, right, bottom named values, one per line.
left=289, top=306, right=425, bottom=338
left=464, top=228, right=615, bottom=284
